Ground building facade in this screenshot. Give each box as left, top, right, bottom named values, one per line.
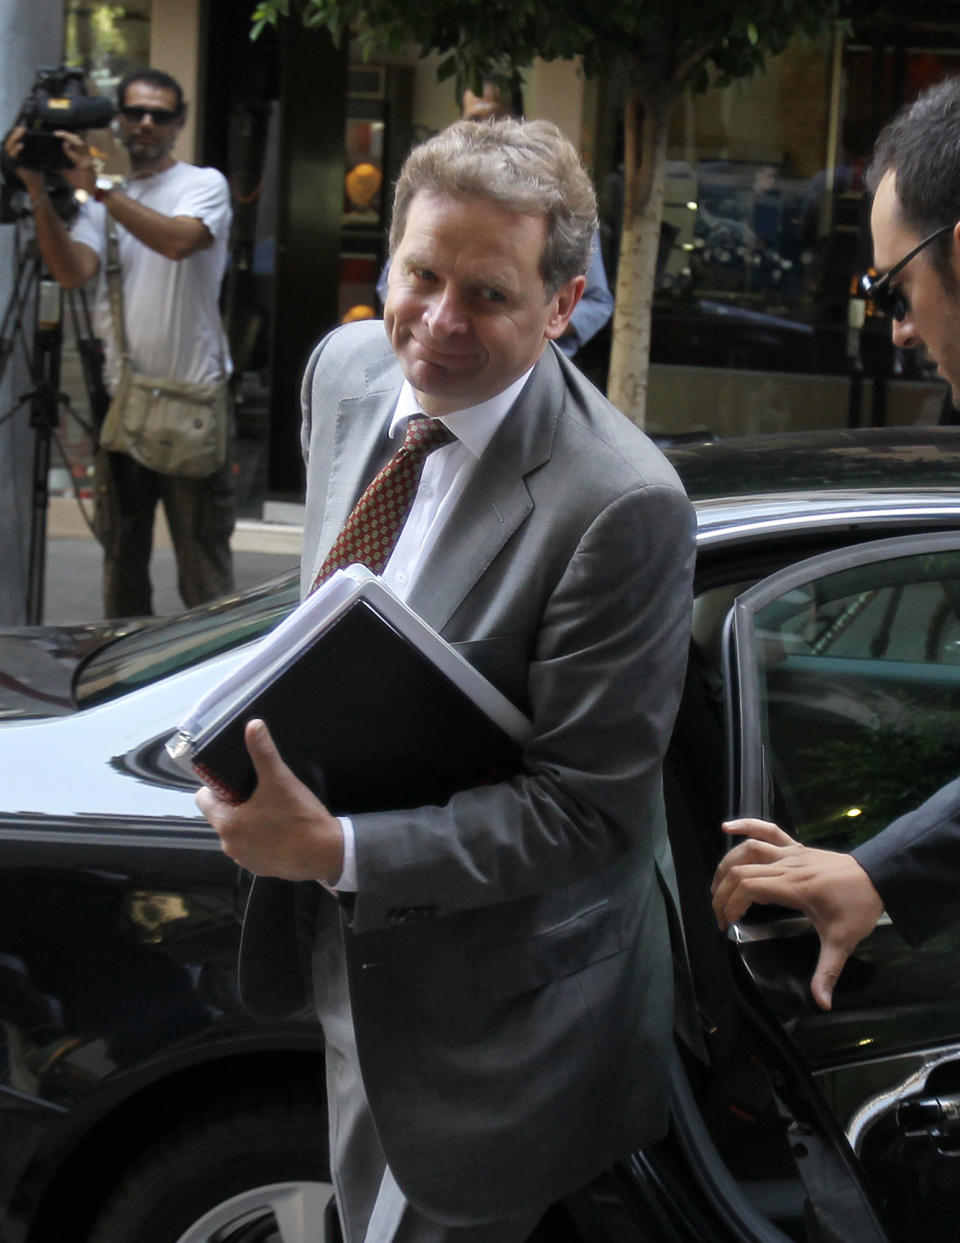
left=20, top=1, right=960, bottom=515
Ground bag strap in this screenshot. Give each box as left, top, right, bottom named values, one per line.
left=104, top=213, right=131, bottom=360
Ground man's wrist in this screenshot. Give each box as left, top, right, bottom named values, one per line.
left=93, top=175, right=114, bottom=203
left=20, top=169, right=48, bottom=205
left=329, top=815, right=355, bottom=891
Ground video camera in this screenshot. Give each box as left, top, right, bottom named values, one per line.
left=1, top=66, right=115, bottom=224
left=7, top=66, right=115, bottom=173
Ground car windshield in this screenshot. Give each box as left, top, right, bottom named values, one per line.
left=74, top=571, right=300, bottom=709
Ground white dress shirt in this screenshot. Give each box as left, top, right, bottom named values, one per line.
left=334, top=367, right=534, bottom=890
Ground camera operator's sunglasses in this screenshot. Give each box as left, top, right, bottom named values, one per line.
left=119, top=105, right=181, bottom=125
left=860, top=221, right=957, bottom=320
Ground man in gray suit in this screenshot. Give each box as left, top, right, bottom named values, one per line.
left=198, top=118, right=695, bottom=1242
left=713, top=77, right=960, bottom=1016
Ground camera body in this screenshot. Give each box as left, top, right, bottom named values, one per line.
left=11, top=66, right=115, bottom=173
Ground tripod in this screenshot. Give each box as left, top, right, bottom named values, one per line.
left=0, top=219, right=108, bottom=623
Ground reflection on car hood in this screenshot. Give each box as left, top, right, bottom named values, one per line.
left=0, top=620, right=147, bottom=720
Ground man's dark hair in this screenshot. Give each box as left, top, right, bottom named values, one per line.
left=116, top=69, right=185, bottom=116
left=494, top=81, right=525, bottom=117
left=866, top=76, right=960, bottom=278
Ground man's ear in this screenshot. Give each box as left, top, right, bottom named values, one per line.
left=545, top=274, right=586, bottom=340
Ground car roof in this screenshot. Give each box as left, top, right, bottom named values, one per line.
left=666, top=426, right=960, bottom=546
left=667, top=426, right=960, bottom=499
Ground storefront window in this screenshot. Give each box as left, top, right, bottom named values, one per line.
left=63, top=1, right=151, bottom=179
left=661, top=39, right=833, bottom=320
left=616, top=20, right=960, bottom=440
left=64, top=0, right=151, bottom=93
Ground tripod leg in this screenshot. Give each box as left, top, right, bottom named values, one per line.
left=25, top=279, right=63, bottom=625
left=0, top=249, right=41, bottom=393
left=66, top=286, right=109, bottom=434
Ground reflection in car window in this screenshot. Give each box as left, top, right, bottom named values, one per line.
left=749, top=550, right=960, bottom=850
left=75, top=574, right=300, bottom=709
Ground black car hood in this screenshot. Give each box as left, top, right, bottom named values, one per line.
left=0, top=620, right=146, bottom=720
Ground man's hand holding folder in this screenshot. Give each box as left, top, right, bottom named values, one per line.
left=197, top=718, right=345, bottom=884
left=167, top=567, right=530, bottom=812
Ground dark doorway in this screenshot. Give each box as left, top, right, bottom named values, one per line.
left=202, top=1, right=347, bottom=504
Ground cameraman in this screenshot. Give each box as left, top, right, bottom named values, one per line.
left=4, top=68, right=234, bottom=618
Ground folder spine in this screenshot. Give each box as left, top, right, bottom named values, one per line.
left=168, top=728, right=244, bottom=803
left=192, top=757, right=244, bottom=805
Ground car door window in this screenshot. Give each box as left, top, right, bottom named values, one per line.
left=728, top=534, right=960, bottom=851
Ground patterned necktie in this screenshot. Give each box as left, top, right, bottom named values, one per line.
left=310, top=415, right=456, bottom=594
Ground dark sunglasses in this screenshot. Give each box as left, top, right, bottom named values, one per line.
left=119, top=105, right=181, bottom=125
left=860, top=221, right=956, bottom=320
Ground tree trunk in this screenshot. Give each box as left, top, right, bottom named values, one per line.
left=606, top=86, right=672, bottom=429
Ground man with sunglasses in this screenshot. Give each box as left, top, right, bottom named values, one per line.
left=706, top=77, right=960, bottom=1009
left=3, top=69, right=234, bottom=619
left=711, top=77, right=960, bottom=1012
left=861, top=82, right=960, bottom=403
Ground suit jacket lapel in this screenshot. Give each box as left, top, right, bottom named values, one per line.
left=303, top=352, right=401, bottom=591
left=408, top=347, right=564, bottom=630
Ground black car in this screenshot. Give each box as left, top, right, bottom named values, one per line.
left=2, top=427, right=960, bottom=1243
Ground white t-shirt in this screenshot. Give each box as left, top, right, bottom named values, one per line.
left=71, top=161, right=233, bottom=392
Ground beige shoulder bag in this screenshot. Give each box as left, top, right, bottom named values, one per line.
left=98, top=215, right=229, bottom=478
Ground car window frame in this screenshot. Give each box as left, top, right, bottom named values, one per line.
left=723, top=528, right=960, bottom=827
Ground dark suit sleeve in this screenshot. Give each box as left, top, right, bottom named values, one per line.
left=853, top=775, right=960, bottom=946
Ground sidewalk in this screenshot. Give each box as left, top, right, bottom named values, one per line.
left=42, top=495, right=304, bottom=625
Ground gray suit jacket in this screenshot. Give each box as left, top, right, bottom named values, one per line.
left=240, top=320, right=696, bottom=1224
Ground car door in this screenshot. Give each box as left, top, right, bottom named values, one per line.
left=724, top=529, right=960, bottom=1243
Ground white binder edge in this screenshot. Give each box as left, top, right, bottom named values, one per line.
left=166, top=565, right=532, bottom=776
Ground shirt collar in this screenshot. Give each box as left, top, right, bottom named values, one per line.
left=388, top=366, right=535, bottom=459
left=125, top=160, right=178, bottom=186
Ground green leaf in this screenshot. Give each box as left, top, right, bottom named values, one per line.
left=249, top=0, right=286, bottom=39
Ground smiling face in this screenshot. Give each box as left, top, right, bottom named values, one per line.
left=871, top=169, right=960, bottom=401
left=383, top=191, right=583, bottom=415
left=116, top=81, right=184, bottom=172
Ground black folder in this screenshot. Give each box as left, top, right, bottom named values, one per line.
left=166, top=565, right=531, bottom=808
